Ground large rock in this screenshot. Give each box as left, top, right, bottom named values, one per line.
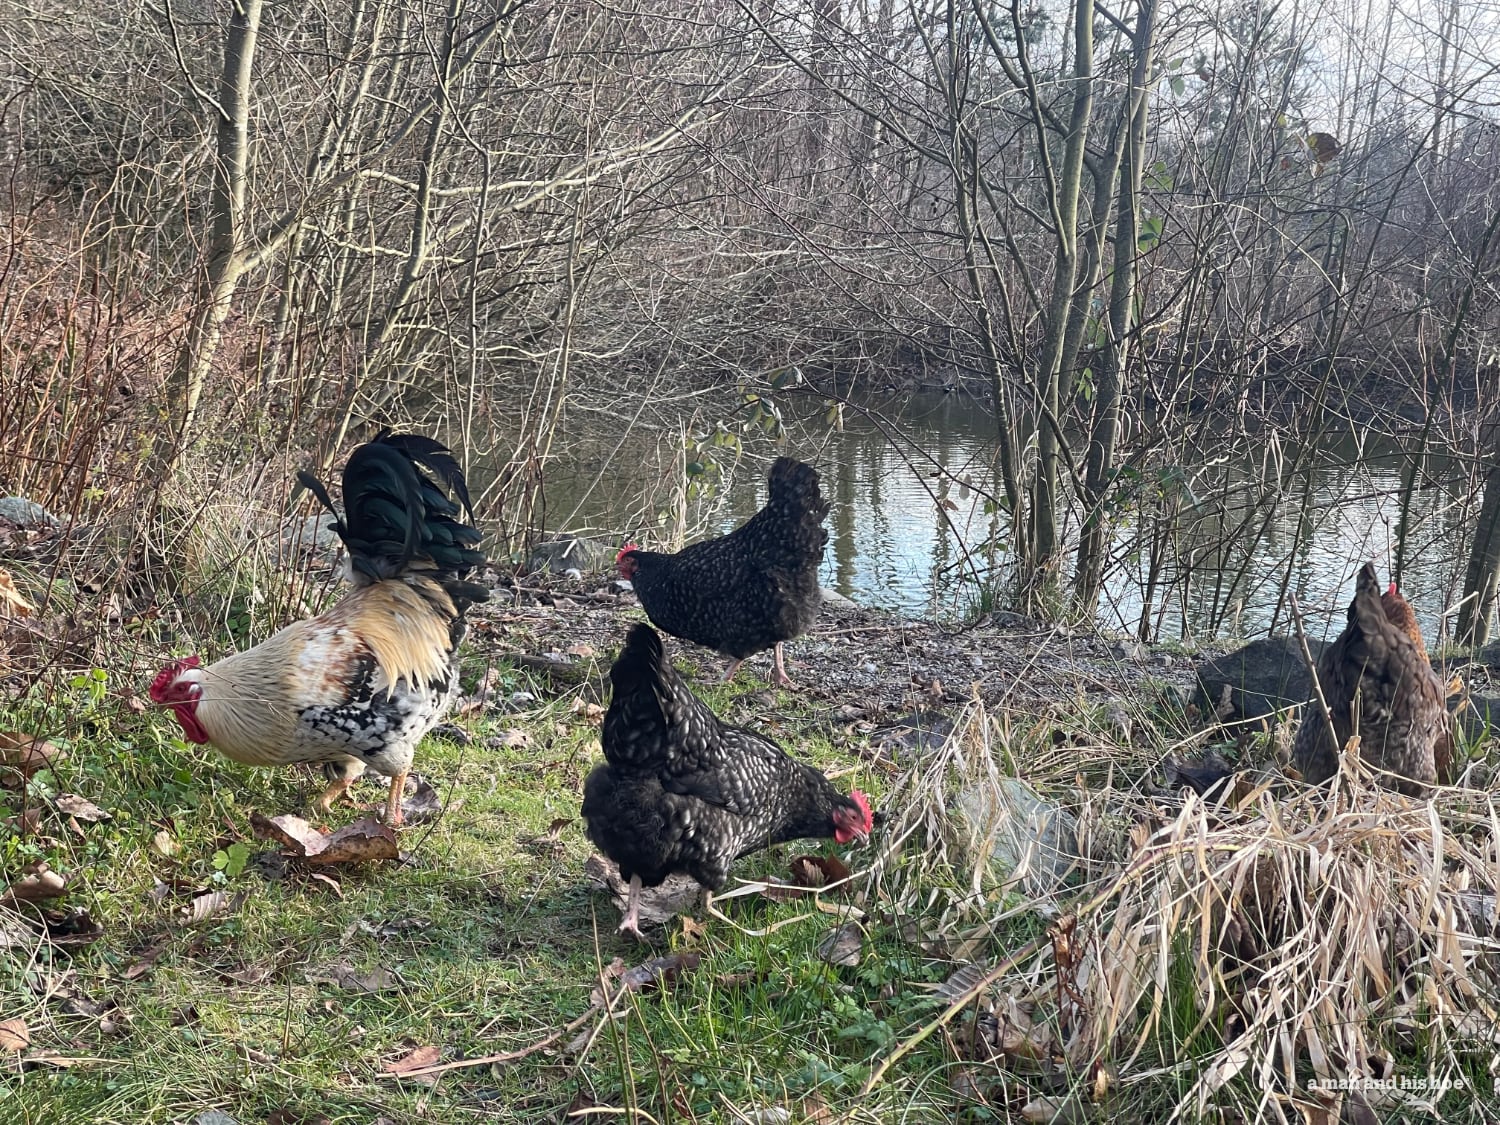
left=523, top=535, right=615, bottom=576
left=0, top=497, right=59, bottom=528
left=1195, top=636, right=1326, bottom=722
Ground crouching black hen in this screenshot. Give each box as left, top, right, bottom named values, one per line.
left=616, top=456, right=829, bottom=688
left=582, top=624, right=871, bottom=937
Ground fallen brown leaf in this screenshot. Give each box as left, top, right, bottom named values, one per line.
left=39, top=908, right=103, bottom=949
left=1, top=862, right=66, bottom=906
left=122, top=936, right=170, bottom=980
left=0, top=570, right=34, bottom=616
left=0, top=1017, right=30, bottom=1051
left=583, top=854, right=700, bottom=930
left=151, top=829, right=180, bottom=857
left=55, top=794, right=110, bottom=823
left=816, top=923, right=863, bottom=967
left=181, top=891, right=245, bottom=925
left=250, top=814, right=399, bottom=866
left=306, top=961, right=402, bottom=994
left=383, top=1044, right=441, bottom=1076
left=306, top=873, right=342, bottom=898
left=0, top=733, right=64, bottom=788
left=788, top=854, right=852, bottom=890
left=399, top=776, right=443, bottom=825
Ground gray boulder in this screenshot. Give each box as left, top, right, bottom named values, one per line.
left=523, top=535, right=615, bottom=576
left=1195, top=636, right=1326, bottom=722
left=0, top=497, right=59, bottom=528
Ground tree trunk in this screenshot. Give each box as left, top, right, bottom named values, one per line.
left=157, top=0, right=265, bottom=474
left=1458, top=419, right=1500, bottom=647
left=1074, top=0, right=1156, bottom=614
left=1027, top=0, right=1094, bottom=591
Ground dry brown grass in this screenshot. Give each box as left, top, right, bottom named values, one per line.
left=864, top=697, right=1498, bottom=1121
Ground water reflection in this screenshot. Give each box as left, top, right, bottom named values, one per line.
left=503, top=392, right=1464, bottom=643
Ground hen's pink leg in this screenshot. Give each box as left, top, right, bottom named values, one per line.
left=619, top=874, right=644, bottom=939
left=722, top=658, right=745, bottom=682
left=771, top=643, right=798, bottom=690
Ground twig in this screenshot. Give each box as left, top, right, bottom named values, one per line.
left=1287, top=592, right=1341, bottom=772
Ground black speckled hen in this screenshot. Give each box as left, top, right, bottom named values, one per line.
left=616, top=456, right=829, bottom=688
left=582, top=624, right=872, bottom=937
left=1292, top=563, right=1448, bottom=796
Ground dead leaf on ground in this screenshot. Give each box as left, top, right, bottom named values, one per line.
left=788, top=854, right=852, bottom=890
left=251, top=813, right=399, bottom=866
left=39, top=908, right=103, bottom=949
left=934, top=961, right=992, bottom=1004
left=617, top=952, right=701, bottom=997
left=816, top=923, right=863, bottom=967
left=0, top=733, right=65, bottom=787
left=151, top=829, right=180, bottom=857
left=55, top=794, right=110, bottom=823
left=122, top=935, right=170, bottom=980
left=492, top=728, right=531, bottom=749
left=570, top=698, right=605, bottom=724
left=3, top=808, right=41, bottom=836
left=399, top=776, right=443, bottom=825
left=181, top=890, right=245, bottom=925
left=306, top=873, right=342, bottom=897
left=217, top=963, right=273, bottom=986
left=584, top=853, right=701, bottom=931
left=1, top=862, right=66, bottom=906
left=383, top=1044, right=441, bottom=1076
left=0, top=570, right=34, bottom=617
left=305, top=960, right=403, bottom=994
left=456, top=666, right=504, bottom=717
left=0, top=1017, right=30, bottom=1051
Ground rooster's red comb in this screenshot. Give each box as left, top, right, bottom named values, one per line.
left=616, top=543, right=640, bottom=563
left=148, top=655, right=200, bottom=702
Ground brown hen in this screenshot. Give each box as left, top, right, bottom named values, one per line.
left=1292, top=563, right=1449, bottom=795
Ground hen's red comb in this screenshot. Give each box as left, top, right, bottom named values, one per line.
left=616, top=543, right=640, bottom=563
left=849, top=788, right=873, bottom=830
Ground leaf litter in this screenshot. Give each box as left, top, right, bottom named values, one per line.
left=251, top=813, right=399, bottom=865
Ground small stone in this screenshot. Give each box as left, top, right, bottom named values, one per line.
left=508, top=691, right=537, bottom=706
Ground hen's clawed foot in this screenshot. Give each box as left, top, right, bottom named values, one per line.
left=770, top=643, right=798, bottom=690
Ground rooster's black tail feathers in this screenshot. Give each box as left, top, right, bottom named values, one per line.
left=300, top=431, right=487, bottom=590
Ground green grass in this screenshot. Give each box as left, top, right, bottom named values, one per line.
left=0, top=660, right=966, bottom=1125
left=4, top=644, right=1496, bottom=1125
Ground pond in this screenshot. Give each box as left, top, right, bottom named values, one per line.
left=496, top=389, right=1468, bottom=646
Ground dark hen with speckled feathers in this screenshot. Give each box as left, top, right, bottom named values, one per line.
left=582, top=624, right=871, bottom=936
left=1292, top=563, right=1449, bottom=796
left=616, top=457, right=829, bottom=688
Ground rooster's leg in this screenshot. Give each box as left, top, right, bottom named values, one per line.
left=619, top=874, right=644, bottom=939
left=770, top=643, right=798, bottom=690
left=722, top=658, right=744, bottom=683
left=315, top=760, right=364, bottom=815
left=383, top=769, right=409, bottom=828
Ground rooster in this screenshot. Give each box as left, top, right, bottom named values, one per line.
left=582, top=624, right=872, bottom=937
left=1292, top=563, right=1448, bottom=796
left=149, top=431, right=488, bottom=826
left=616, top=456, right=829, bottom=688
